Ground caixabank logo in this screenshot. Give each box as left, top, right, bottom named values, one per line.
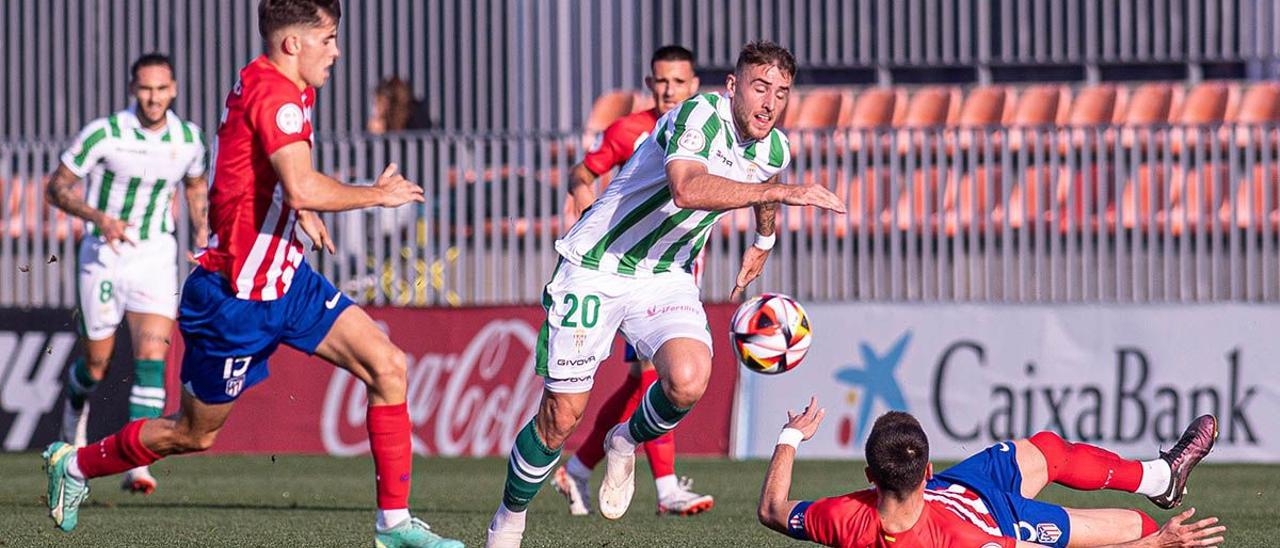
left=832, top=332, right=912, bottom=447
left=928, top=340, right=1259, bottom=447
left=831, top=331, right=1261, bottom=452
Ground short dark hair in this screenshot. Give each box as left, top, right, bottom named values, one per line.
left=865, top=411, right=930, bottom=500
left=651, top=45, right=695, bottom=68
left=258, top=0, right=342, bottom=41
left=130, top=53, right=174, bottom=83
left=734, top=40, right=797, bottom=80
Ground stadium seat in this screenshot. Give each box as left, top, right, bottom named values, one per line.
left=942, top=86, right=1008, bottom=233
left=787, top=88, right=844, bottom=156
left=837, top=86, right=900, bottom=154
left=1219, top=83, right=1280, bottom=229
left=1109, top=83, right=1175, bottom=230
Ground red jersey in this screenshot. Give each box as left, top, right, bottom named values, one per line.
left=199, top=55, right=314, bottom=300
left=581, top=108, right=660, bottom=176
left=788, top=488, right=1016, bottom=548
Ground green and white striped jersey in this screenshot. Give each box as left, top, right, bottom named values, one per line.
left=60, top=108, right=206, bottom=241
left=556, top=92, right=791, bottom=277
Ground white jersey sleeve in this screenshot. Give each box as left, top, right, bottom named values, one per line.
left=60, top=118, right=114, bottom=178
left=183, top=121, right=208, bottom=178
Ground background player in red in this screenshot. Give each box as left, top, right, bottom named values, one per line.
left=758, top=398, right=1225, bottom=547
left=41, top=2, right=462, bottom=546
left=550, top=45, right=715, bottom=517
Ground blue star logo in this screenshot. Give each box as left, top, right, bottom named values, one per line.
left=834, top=332, right=912, bottom=443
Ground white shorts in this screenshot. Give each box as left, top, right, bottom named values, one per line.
left=77, top=236, right=178, bottom=340
left=537, top=260, right=713, bottom=393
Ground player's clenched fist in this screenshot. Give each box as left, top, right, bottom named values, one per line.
left=781, top=183, right=845, bottom=214
left=374, top=162, right=424, bottom=207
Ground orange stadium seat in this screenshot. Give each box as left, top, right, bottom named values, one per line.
left=942, top=86, right=1007, bottom=234
left=887, top=87, right=957, bottom=232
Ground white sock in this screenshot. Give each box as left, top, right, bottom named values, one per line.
left=376, top=508, right=411, bottom=532
left=490, top=501, right=526, bottom=532
left=1135, top=459, right=1172, bottom=497
left=654, top=474, right=679, bottom=500
left=66, top=454, right=85, bottom=481
left=566, top=455, right=592, bottom=479
left=611, top=424, right=638, bottom=454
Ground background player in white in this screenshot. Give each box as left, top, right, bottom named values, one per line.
left=486, top=41, right=845, bottom=547
left=46, top=53, right=208, bottom=495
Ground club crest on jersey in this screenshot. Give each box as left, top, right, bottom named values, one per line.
left=276, top=103, right=304, bottom=134
left=573, top=327, right=587, bottom=353
left=225, top=376, right=245, bottom=397
left=678, top=130, right=706, bottom=152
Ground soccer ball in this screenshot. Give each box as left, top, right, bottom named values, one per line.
left=729, top=293, right=812, bottom=375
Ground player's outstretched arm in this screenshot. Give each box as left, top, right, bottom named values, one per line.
left=666, top=159, right=845, bottom=213
left=758, top=396, right=827, bottom=534
left=271, top=142, right=424, bottom=212
left=46, top=162, right=132, bottom=250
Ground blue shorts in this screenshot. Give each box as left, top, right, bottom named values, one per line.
left=623, top=341, right=639, bottom=363
left=177, top=261, right=353, bottom=404
left=930, top=442, right=1072, bottom=547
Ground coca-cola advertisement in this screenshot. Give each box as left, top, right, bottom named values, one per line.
left=163, top=304, right=741, bottom=456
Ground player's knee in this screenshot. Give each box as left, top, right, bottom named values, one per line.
left=367, top=347, right=408, bottom=394
left=661, top=363, right=708, bottom=408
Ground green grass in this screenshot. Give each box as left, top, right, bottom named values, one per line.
left=2, top=454, right=1277, bottom=547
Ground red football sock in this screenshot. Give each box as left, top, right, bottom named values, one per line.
left=76, top=419, right=161, bottom=479
left=368, top=403, right=413, bottom=510
left=635, top=369, right=676, bottom=478
left=1029, top=431, right=1142, bottom=492
left=574, top=372, right=641, bottom=470
left=1132, top=509, right=1158, bottom=536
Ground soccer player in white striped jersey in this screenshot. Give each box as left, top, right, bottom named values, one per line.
left=46, top=53, right=208, bottom=495
left=486, top=41, right=845, bottom=547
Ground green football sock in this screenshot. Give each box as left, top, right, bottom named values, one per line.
left=64, top=358, right=98, bottom=409
left=128, top=359, right=167, bottom=420
left=501, top=419, right=561, bottom=511
left=627, top=382, right=691, bottom=443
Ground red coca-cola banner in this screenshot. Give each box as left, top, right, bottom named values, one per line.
left=165, top=304, right=740, bottom=456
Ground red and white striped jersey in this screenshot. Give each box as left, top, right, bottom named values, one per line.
left=791, top=487, right=1015, bottom=547
left=197, top=55, right=314, bottom=300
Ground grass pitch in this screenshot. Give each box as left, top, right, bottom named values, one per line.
left=1, top=454, right=1277, bottom=547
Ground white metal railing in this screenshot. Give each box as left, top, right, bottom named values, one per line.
left=5, top=124, right=1280, bottom=308
left=2, top=0, right=1274, bottom=142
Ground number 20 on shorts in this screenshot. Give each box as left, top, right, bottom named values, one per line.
left=561, top=293, right=601, bottom=328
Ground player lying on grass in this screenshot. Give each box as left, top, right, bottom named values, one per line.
left=41, top=1, right=461, bottom=546
left=758, top=398, right=1225, bottom=547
